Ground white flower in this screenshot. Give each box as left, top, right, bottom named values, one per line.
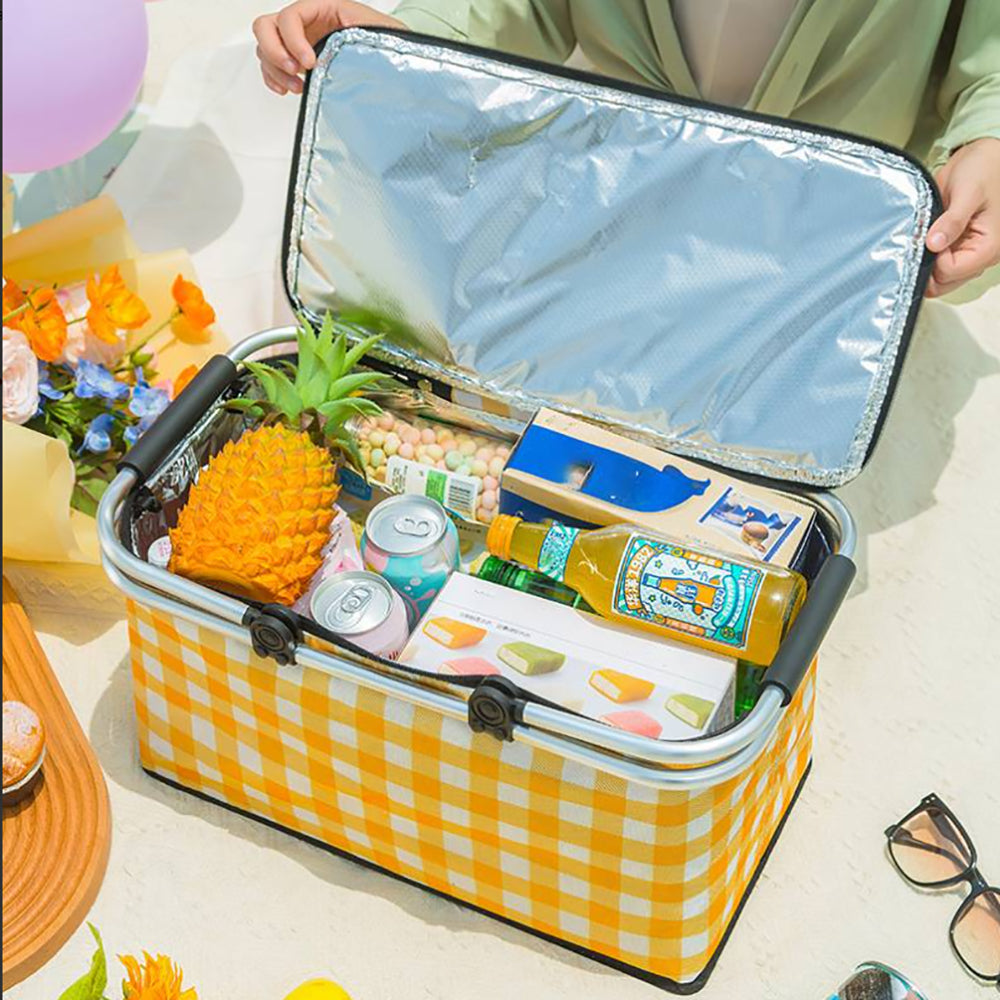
left=56, top=283, right=124, bottom=367
left=3, top=327, right=40, bottom=425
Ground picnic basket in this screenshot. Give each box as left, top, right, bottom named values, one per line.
left=99, top=27, right=936, bottom=992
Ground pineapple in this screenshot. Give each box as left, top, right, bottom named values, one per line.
left=169, top=315, right=384, bottom=605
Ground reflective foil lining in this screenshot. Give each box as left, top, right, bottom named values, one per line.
left=286, top=28, right=935, bottom=487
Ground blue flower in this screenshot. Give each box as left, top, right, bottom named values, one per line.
left=128, top=380, right=170, bottom=421
left=81, top=413, right=116, bottom=453
left=122, top=380, right=170, bottom=448
left=74, top=359, right=129, bottom=402
left=37, top=362, right=65, bottom=401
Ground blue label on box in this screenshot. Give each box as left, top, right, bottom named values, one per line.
left=337, top=466, right=372, bottom=501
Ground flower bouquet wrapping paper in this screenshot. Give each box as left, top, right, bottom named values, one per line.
left=3, top=196, right=228, bottom=563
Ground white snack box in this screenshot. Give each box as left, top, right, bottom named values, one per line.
left=403, top=572, right=737, bottom=741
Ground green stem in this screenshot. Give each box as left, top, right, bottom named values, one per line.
left=128, top=310, right=178, bottom=356
left=3, top=285, right=59, bottom=325
left=2, top=302, right=31, bottom=323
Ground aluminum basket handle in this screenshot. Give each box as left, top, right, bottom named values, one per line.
left=117, top=327, right=301, bottom=484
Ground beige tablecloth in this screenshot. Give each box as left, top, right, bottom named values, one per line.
left=5, top=4, right=999, bottom=998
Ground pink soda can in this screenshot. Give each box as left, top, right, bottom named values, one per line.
left=309, top=570, right=410, bottom=660
left=361, top=495, right=460, bottom=625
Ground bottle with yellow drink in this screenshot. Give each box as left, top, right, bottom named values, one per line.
left=487, top=515, right=806, bottom=664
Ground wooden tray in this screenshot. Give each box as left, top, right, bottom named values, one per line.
left=2, top=578, right=111, bottom=989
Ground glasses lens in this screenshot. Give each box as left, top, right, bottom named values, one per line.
left=953, top=889, right=1000, bottom=979
left=889, top=804, right=973, bottom=885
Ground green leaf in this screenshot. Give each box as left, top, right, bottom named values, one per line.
left=57, top=923, right=107, bottom=1000
left=245, top=361, right=276, bottom=402
left=51, top=424, right=74, bottom=448
left=325, top=371, right=388, bottom=402
left=224, top=398, right=266, bottom=419
left=245, top=362, right=302, bottom=422
left=315, top=310, right=335, bottom=370
left=72, top=476, right=112, bottom=518
left=325, top=427, right=365, bottom=473
left=341, top=333, right=384, bottom=375
left=300, top=370, right=327, bottom=411
left=294, top=316, right=318, bottom=394
left=315, top=398, right=382, bottom=428
left=329, top=325, right=347, bottom=383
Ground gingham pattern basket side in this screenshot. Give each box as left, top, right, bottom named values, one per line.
left=126, top=598, right=815, bottom=983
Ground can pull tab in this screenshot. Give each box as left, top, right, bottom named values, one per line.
left=394, top=515, right=433, bottom=538
left=339, top=584, right=373, bottom=615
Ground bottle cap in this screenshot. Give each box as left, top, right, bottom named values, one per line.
left=486, top=514, right=521, bottom=561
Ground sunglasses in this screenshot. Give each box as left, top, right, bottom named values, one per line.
left=885, top=793, right=1000, bottom=983
left=835, top=962, right=928, bottom=999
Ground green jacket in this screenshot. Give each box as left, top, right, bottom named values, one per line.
left=393, top=0, right=1000, bottom=171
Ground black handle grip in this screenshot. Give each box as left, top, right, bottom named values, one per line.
left=762, top=553, right=856, bottom=705
left=117, top=354, right=239, bottom=481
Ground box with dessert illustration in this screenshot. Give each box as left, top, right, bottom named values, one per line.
left=401, top=572, right=736, bottom=740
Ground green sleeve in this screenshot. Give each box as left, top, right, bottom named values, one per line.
left=929, top=0, right=1000, bottom=169
left=392, top=0, right=576, bottom=63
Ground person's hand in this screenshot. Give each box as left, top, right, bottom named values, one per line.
left=253, top=0, right=404, bottom=96
left=925, top=137, right=1000, bottom=297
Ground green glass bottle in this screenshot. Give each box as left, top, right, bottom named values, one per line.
left=476, top=555, right=593, bottom=612
left=735, top=661, right=765, bottom=718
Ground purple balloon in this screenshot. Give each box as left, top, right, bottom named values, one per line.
left=2, top=0, right=149, bottom=174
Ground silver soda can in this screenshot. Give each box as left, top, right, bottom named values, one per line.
left=310, top=571, right=410, bottom=659
left=361, top=495, right=460, bottom=625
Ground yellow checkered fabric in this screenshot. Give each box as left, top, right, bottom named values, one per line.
left=126, top=599, right=815, bottom=984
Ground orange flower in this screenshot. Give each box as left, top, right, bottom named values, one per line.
left=86, top=265, right=151, bottom=344
left=120, top=951, right=198, bottom=1000
left=3, top=277, right=27, bottom=321
left=170, top=275, right=215, bottom=344
left=173, top=364, right=200, bottom=398
left=4, top=281, right=68, bottom=362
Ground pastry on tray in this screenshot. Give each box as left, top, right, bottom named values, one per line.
left=441, top=657, right=501, bottom=677
left=423, top=617, right=487, bottom=649
left=589, top=668, right=655, bottom=704
left=666, top=693, right=716, bottom=730
left=3, top=700, right=46, bottom=805
left=497, top=641, right=565, bottom=676
left=599, top=709, right=663, bottom=740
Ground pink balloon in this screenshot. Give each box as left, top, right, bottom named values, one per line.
left=2, top=0, right=149, bottom=173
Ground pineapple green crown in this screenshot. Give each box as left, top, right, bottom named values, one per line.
left=230, top=312, right=387, bottom=469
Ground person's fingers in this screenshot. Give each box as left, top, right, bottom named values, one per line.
left=926, top=270, right=983, bottom=298
left=261, top=61, right=306, bottom=96
left=932, top=234, right=996, bottom=287
left=926, top=182, right=981, bottom=253
left=277, top=4, right=320, bottom=71
left=264, top=59, right=304, bottom=94
left=261, top=67, right=287, bottom=96
left=261, top=65, right=290, bottom=96
left=253, top=13, right=301, bottom=76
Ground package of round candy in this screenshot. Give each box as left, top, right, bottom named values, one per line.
left=353, top=411, right=512, bottom=524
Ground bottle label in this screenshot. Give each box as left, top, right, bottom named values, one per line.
left=612, top=535, right=763, bottom=650
left=538, top=523, right=580, bottom=583
left=386, top=456, right=480, bottom=519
